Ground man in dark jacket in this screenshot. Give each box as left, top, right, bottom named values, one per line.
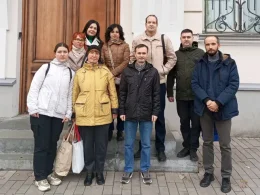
left=167, top=29, right=204, bottom=161
left=119, top=44, right=160, bottom=185
left=191, top=35, right=239, bottom=193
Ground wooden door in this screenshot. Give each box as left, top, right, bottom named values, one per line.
left=19, top=0, right=120, bottom=113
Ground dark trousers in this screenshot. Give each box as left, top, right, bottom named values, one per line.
left=138, top=84, right=166, bottom=152
left=109, top=85, right=124, bottom=133
left=176, top=100, right=201, bottom=150
left=30, top=115, right=64, bottom=181
left=109, top=116, right=124, bottom=132
left=79, top=124, right=109, bottom=173
left=200, top=110, right=232, bottom=178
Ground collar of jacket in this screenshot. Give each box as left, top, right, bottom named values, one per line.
left=201, top=50, right=231, bottom=66
left=128, top=61, right=153, bottom=70
left=107, top=39, right=124, bottom=46
left=83, top=63, right=103, bottom=70
left=141, top=31, right=161, bottom=41
left=179, top=41, right=199, bottom=51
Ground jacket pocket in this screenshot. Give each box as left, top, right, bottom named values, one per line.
left=38, top=88, right=52, bottom=110
left=99, top=95, right=111, bottom=116
left=56, top=95, right=67, bottom=115
left=75, top=95, right=87, bottom=117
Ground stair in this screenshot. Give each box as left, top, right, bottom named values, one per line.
left=0, top=115, right=198, bottom=172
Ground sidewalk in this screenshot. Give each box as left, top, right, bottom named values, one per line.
left=1, top=136, right=260, bottom=195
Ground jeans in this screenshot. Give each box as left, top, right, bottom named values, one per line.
left=30, top=115, right=64, bottom=181
left=176, top=100, right=201, bottom=150
left=138, top=84, right=166, bottom=152
left=124, top=121, right=153, bottom=172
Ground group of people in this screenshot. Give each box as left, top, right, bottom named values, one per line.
left=27, top=14, right=239, bottom=194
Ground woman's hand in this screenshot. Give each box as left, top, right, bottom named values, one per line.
left=31, top=113, right=39, bottom=118
left=62, top=117, right=69, bottom=123
left=112, top=114, right=117, bottom=119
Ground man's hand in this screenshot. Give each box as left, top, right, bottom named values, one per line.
left=168, top=97, right=174, bottom=102
left=152, top=115, right=158, bottom=122
left=207, top=100, right=219, bottom=112
left=112, top=114, right=117, bottom=119
left=120, top=115, right=126, bottom=121
left=31, top=113, right=39, bottom=118
left=62, top=117, right=69, bottom=123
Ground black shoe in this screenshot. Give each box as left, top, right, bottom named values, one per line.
left=108, top=130, right=113, bottom=141
left=134, top=150, right=141, bottom=159
left=200, top=173, right=214, bottom=187
left=116, top=131, right=124, bottom=141
left=177, top=148, right=190, bottom=158
left=84, top=172, right=94, bottom=186
left=221, top=178, right=231, bottom=193
left=157, top=151, right=166, bottom=162
left=96, top=173, right=105, bottom=185
left=190, top=150, right=198, bottom=162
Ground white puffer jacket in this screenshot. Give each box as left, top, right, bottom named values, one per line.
left=27, top=58, right=74, bottom=119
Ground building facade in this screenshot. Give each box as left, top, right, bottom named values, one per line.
left=0, top=0, right=259, bottom=136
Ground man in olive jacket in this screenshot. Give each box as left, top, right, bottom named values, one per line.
left=167, top=29, right=204, bottom=162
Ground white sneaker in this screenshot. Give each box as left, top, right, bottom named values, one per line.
left=35, top=179, right=51, bottom=192
left=47, top=173, right=62, bottom=186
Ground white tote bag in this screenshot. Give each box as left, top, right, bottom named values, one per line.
left=72, top=125, right=84, bottom=174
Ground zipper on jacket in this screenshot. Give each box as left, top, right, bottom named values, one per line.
left=150, top=42, right=153, bottom=63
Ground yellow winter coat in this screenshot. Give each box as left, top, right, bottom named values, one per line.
left=72, top=63, right=118, bottom=126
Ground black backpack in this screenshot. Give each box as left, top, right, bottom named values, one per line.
left=45, top=63, right=72, bottom=81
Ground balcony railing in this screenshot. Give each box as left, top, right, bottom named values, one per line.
left=204, top=0, right=260, bottom=34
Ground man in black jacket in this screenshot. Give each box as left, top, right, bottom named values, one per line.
left=119, top=44, right=160, bottom=185
left=167, top=29, right=204, bottom=161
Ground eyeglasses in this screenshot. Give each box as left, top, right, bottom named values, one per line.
left=74, top=38, right=85, bottom=42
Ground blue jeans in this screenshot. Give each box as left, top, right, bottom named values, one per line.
left=124, top=121, right=153, bottom=172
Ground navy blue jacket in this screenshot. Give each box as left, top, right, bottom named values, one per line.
left=191, top=51, right=239, bottom=120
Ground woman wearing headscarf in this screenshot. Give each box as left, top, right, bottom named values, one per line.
left=27, top=42, right=74, bottom=192
left=72, top=45, right=118, bottom=186
left=102, top=24, right=130, bottom=141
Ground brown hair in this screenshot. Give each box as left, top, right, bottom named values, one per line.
left=54, top=42, right=69, bottom=53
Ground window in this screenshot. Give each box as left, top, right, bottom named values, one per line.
left=204, top=0, right=260, bottom=34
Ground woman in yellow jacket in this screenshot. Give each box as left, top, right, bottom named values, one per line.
left=72, top=45, right=118, bottom=186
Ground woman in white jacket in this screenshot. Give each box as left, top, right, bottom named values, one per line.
left=27, top=42, right=74, bottom=192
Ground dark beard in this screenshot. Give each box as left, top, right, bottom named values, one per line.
left=207, top=50, right=218, bottom=56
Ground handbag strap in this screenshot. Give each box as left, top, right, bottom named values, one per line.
left=108, top=46, right=115, bottom=70
left=66, top=122, right=75, bottom=141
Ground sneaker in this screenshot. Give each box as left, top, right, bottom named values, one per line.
left=35, top=179, right=51, bottom=192
left=47, top=173, right=62, bottom=186
left=141, top=171, right=152, bottom=184
left=120, top=172, right=133, bottom=184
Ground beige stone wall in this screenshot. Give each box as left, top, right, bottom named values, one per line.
left=184, top=0, right=203, bottom=34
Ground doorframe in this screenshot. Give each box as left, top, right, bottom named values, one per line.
left=19, top=0, right=121, bottom=114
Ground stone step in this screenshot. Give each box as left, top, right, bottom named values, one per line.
left=0, top=115, right=198, bottom=172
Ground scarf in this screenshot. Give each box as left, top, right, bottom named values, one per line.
left=85, top=37, right=100, bottom=46
left=51, top=58, right=69, bottom=67
left=72, top=45, right=85, bottom=58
